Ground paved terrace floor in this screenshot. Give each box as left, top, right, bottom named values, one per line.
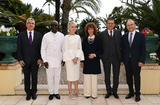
left=0, top=95, right=160, bottom=105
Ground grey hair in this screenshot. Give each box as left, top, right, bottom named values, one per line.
left=26, top=18, right=35, bottom=24
left=126, top=19, right=135, bottom=24
left=68, top=21, right=77, bottom=29
left=52, top=20, right=58, bottom=24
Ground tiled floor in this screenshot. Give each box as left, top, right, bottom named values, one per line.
left=0, top=95, right=159, bottom=105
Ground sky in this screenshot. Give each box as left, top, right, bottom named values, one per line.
left=21, top=0, right=123, bottom=19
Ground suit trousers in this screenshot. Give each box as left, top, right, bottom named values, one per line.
left=125, top=59, right=141, bottom=95
left=83, top=74, right=97, bottom=98
left=46, top=67, right=61, bottom=94
left=23, top=62, right=39, bottom=95
left=102, top=58, right=120, bottom=94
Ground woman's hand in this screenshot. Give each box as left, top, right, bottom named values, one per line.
left=72, top=57, right=78, bottom=64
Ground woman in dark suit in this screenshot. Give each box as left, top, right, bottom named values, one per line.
left=82, top=22, right=102, bottom=99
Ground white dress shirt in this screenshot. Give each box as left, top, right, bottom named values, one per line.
left=27, top=30, right=34, bottom=40
left=128, top=30, right=136, bottom=44
left=108, top=30, right=114, bottom=37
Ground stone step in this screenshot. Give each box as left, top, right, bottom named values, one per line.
left=15, top=84, right=128, bottom=95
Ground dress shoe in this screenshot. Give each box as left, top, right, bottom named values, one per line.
left=32, top=93, right=37, bottom=100
left=135, top=95, right=141, bottom=102
left=125, top=94, right=134, bottom=99
left=55, top=94, right=60, bottom=99
left=85, top=96, right=90, bottom=99
left=91, top=96, right=97, bottom=99
left=105, top=93, right=111, bottom=98
left=49, top=94, right=54, bottom=100
left=26, top=94, right=31, bottom=100
left=113, top=93, right=119, bottom=99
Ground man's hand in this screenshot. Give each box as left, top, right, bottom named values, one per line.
left=37, top=59, right=42, bottom=65
left=44, top=62, right=49, bottom=69
left=81, top=62, right=84, bottom=68
left=138, top=62, right=144, bottom=67
left=19, top=60, right=25, bottom=67
left=62, top=61, right=65, bottom=66
left=72, top=57, right=78, bottom=64
left=89, top=54, right=96, bottom=59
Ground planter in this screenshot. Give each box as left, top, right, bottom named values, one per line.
left=145, top=35, right=159, bottom=63
left=0, top=62, right=22, bottom=95
left=141, top=64, right=160, bottom=94
left=0, top=36, right=17, bottom=63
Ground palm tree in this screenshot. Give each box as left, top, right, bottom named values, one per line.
left=43, top=0, right=61, bottom=25
left=0, top=0, right=54, bottom=34
left=61, top=0, right=101, bottom=35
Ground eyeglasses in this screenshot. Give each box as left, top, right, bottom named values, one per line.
left=27, top=22, right=35, bottom=25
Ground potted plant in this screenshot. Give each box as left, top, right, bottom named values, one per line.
left=141, top=28, right=159, bottom=63
left=0, top=27, right=17, bottom=63
left=140, top=28, right=160, bottom=94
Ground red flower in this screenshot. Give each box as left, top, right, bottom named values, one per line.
left=141, top=28, right=154, bottom=36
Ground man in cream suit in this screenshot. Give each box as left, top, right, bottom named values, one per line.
left=41, top=20, right=64, bottom=100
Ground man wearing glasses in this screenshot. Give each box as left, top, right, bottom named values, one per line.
left=17, top=18, right=43, bottom=100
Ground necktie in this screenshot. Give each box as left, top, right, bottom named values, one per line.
left=29, top=32, right=32, bottom=45
left=110, top=31, right=112, bottom=38
left=129, top=33, right=133, bottom=47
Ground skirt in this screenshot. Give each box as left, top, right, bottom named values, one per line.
left=65, top=60, right=80, bottom=81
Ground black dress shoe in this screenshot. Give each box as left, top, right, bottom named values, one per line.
left=85, top=96, right=90, bottom=99
left=55, top=94, right=60, bottom=99
left=49, top=94, right=54, bottom=100
left=113, top=93, right=119, bottom=99
left=105, top=93, right=111, bottom=98
left=32, top=93, right=37, bottom=100
left=125, top=94, right=134, bottom=99
left=135, top=95, right=141, bottom=102
left=91, top=97, right=97, bottom=99
left=26, top=94, right=31, bottom=100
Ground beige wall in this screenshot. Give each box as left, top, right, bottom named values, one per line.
left=0, top=62, right=22, bottom=95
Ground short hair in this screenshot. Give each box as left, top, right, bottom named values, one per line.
left=26, top=18, right=35, bottom=24
left=107, top=18, right=115, bottom=23
left=126, top=19, right=135, bottom=24
left=84, top=22, right=97, bottom=36
left=68, top=21, right=77, bottom=29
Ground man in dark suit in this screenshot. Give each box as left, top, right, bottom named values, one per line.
left=100, top=18, right=122, bottom=99
left=17, top=18, right=43, bottom=100
left=121, top=19, right=146, bottom=102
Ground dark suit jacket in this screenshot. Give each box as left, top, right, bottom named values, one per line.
left=121, top=31, right=146, bottom=65
left=99, top=29, right=122, bottom=61
left=17, top=30, right=42, bottom=64
left=82, top=36, right=102, bottom=74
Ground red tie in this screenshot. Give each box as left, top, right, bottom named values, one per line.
left=110, top=31, right=112, bottom=38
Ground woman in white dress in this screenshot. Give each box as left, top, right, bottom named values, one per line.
left=63, top=21, right=84, bottom=98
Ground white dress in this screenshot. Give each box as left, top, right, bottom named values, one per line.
left=63, top=34, right=84, bottom=81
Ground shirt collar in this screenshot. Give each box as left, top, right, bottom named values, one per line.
left=88, top=35, right=95, bottom=39
left=129, top=30, right=136, bottom=36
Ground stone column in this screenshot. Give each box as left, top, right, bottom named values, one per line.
left=141, top=64, right=160, bottom=94
left=0, top=62, right=22, bottom=95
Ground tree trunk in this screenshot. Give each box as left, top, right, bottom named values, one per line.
left=61, top=0, right=72, bottom=35
left=55, top=0, right=60, bottom=27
